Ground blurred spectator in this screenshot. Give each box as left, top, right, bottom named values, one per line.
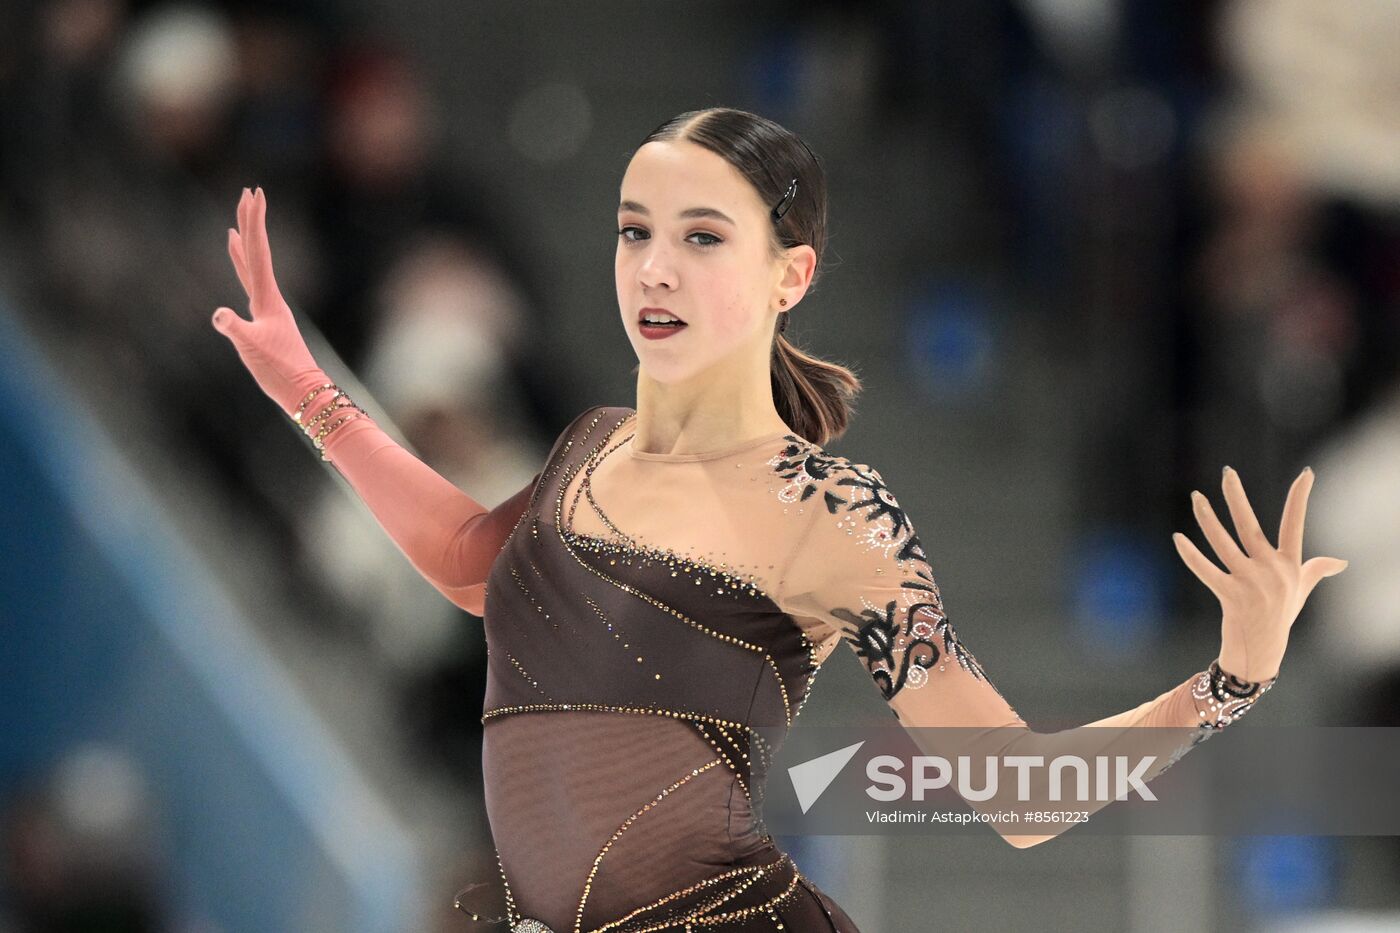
left=304, top=43, right=537, bottom=374
left=1201, top=0, right=1400, bottom=737
left=1217, top=0, right=1400, bottom=209
left=2, top=2, right=564, bottom=632
left=298, top=232, right=543, bottom=779
left=114, top=3, right=239, bottom=177
left=0, top=744, right=186, bottom=933
left=0, top=0, right=129, bottom=228
left=1307, top=384, right=1400, bottom=725
left=1202, top=0, right=1400, bottom=433
left=1189, top=113, right=1362, bottom=468
left=223, top=3, right=327, bottom=195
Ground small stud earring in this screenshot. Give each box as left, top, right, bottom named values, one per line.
left=779, top=298, right=787, bottom=307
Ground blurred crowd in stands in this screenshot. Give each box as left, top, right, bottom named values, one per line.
left=0, top=1, right=561, bottom=927
left=2, top=0, right=1398, bottom=928
left=1, top=0, right=559, bottom=775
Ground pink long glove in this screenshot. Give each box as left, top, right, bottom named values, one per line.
left=1174, top=466, right=1349, bottom=682
left=211, top=187, right=537, bottom=615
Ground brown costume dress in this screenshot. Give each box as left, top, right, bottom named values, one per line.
left=416, top=405, right=1274, bottom=932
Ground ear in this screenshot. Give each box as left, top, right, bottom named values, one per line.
left=776, top=244, right=817, bottom=308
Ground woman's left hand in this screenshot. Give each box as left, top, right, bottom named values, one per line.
left=1172, top=466, right=1348, bottom=683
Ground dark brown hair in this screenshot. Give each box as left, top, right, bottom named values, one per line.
left=629, top=107, right=861, bottom=446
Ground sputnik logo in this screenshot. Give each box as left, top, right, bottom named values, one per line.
left=788, top=741, right=866, bottom=814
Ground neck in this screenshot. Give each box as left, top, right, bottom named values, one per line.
left=632, top=350, right=790, bottom=456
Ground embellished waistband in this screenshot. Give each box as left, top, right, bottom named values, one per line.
left=454, top=850, right=805, bottom=933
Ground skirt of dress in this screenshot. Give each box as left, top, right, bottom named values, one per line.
left=454, top=846, right=862, bottom=932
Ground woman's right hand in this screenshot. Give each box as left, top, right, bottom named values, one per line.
left=212, top=187, right=328, bottom=418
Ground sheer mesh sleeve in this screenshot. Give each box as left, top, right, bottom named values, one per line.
left=778, top=455, right=1277, bottom=845
left=304, top=405, right=591, bottom=616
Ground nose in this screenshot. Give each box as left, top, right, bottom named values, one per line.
left=637, top=241, right=677, bottom=292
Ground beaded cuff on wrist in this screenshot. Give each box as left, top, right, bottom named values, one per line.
left=1159, top=659, right=1278, bottom=776
left=291, top=384, right=335, bottom=423
left=289, top=383, right=367, bottom=460
left=1192, top=658, right=1277, bottom=730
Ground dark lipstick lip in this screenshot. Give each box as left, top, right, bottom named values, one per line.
left=639, top=307, right=687, bottom=324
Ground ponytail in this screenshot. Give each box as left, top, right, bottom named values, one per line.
left=770, top=329, right=860, bottom=447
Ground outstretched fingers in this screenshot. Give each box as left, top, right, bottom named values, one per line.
left=215, top=190, right=255, bottom=337
left=237, top=187, right=253, bottom=253
left=1301, top=555, right=1350, bottom=596
left=1191, top=488, right=1249, bottom=572
left=211, top=303, right=246, bottom=338
left=1222, top=467, right=1272, bottom=557
left=247, top=187, right=283, bottom=307
left=1277, top=468, right=1314, bottom=565
left=235, top=187, right=263, bottom=305
left=227, top=228, right=252, bottom=295
left=234, top=187, right=271, bottom=309
left=1173, top=532, right=1229, bottom=597
left=240, top=188, right=264, bottom=301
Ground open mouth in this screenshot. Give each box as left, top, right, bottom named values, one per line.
left=639, top=310, right=687, bottom=329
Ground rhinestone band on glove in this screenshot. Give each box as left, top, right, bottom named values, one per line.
left=1193, top=658, right=1277, bottom=729
left=289, top=383, right=366, bottom=461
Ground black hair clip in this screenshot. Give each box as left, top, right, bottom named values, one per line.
left=771, top=177, right=798, bottom=222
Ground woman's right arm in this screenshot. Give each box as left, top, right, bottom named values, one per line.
left=212, top=187, right=530, bottom=616
left=314, top=416, right=538, bottom=616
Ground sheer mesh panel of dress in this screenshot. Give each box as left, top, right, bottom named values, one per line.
left=558, top=407, right=842, bottom=665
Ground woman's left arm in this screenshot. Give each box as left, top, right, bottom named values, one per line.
left=780, top=459, right=1346, bottom=847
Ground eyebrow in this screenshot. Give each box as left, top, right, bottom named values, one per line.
left=618, top=200, right=736, bottom=226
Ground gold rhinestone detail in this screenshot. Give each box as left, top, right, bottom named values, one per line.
left=586, top=853, right=798, bottom=932
left=693, top=722, right=750, bottom=802
left=480, top=703, right=774, bottom=759
left=573, top=757, right=724, bottom=931
left=511, top=566, right=556, bottom=628
left=547, top=415, right=797, bottom=727
left=505, top=650, right=551, bottom=698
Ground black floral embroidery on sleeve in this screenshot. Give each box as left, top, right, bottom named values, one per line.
left=833, top=597, right=992, bottom=701
left=771, top=438, right=846, bottom=503
left=776, top=448, right=1000, bottom=703
left=825, top=462, right=925, bottom=564
left=901, top=564, right=990, bottom=683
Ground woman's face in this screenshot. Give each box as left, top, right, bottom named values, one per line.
left=616, top=139, right=784, bottom=383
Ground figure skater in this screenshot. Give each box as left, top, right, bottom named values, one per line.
left=211, top=108, right=1348, bottom=932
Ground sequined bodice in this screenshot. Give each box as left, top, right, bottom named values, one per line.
left=475, top=407, right=830, bottom=930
